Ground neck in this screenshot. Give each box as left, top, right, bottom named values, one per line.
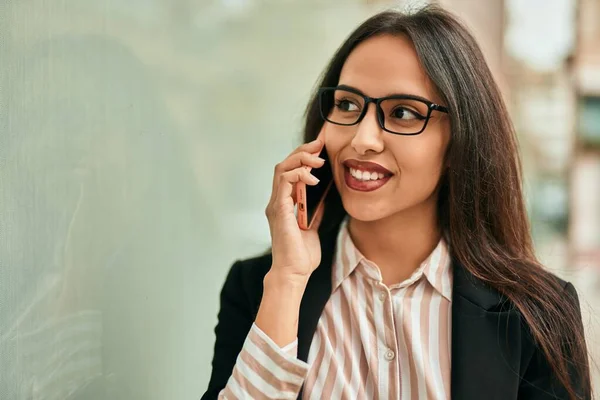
left=347, top=197, right=441, bottom=286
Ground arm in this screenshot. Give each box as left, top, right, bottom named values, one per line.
left=202, top=139, right=326, bottom=399
left=518, top=282, right=591, bottom=400
left=201, top=262, right=310, bottom=400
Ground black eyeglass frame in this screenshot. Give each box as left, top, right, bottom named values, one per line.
left=318, top=86, right=449, bottom=136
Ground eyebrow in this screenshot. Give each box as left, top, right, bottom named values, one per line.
left=337, top=84, right=435, bottom=104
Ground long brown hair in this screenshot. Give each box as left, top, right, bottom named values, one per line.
left=303, top=6, right=591, bottom=399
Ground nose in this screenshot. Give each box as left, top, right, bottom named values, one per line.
left=351, top=102, right=385, bottom=155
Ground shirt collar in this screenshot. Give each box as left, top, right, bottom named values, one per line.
left=331, top=218, right=453, bottom=302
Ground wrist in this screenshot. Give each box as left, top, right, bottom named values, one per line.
left=264, top=269, right=310, bottom=293
left=256, top=270, right=307, bottom=348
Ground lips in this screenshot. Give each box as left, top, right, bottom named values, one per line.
left=342, top=159, right=393, bottom=192
left=343, top=159, right=393, bottom=175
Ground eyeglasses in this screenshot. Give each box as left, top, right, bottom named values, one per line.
left=318, top=86, right=449, bottom=136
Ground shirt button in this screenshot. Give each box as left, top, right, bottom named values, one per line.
left=378, top=292, right=386, bottom=301
left=384, top=349, right=395, bottom=361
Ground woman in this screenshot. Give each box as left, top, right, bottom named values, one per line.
left=202, top=6, right=591, bottom=400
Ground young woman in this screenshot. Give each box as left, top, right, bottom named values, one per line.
left=202, top=6, right=591, bottom=400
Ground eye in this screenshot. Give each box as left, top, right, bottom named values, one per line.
left=335, top=99, right=360, bottom=112
left=391, top=107, right=424, bottom=120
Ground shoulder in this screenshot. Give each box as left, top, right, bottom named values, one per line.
left=230, top=251, right=273, bottom=288
left=517, top=269, right=580, bottom=330
left=541, top=270, right=579, bottom=303
left=515, top=268, right=583, bottom=357
left=452, top=260, right=574, bottom=311
left=516, top=270, right=589, bottom=397
left=219, top=252, right=273, bottom=316
left=547, top=271, right=570, bottom=290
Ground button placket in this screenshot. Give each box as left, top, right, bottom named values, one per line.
left=380, top=285, right=398, bottom=364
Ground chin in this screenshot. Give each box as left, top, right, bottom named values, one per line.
left=340, top=196, right=396, bottom=222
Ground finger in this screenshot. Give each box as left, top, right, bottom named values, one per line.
left=272, top=151, right=324, bottom=194
left=277, top=168, right=319, bottom=203
left=277, top=152, right=325, bottom=175
left=290, top=138, right=324, bottom=157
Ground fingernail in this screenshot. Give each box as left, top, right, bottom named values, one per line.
left=312, top=175, right=320, bottom=183
left=316, top=157, right=325, bottom=163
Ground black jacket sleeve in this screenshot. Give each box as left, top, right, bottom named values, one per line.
left=518, top=282, right=591, bottom=399
left=200, top=261, right=255, bottom=400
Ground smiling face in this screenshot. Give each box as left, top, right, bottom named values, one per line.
left=324, top=34, right=451, bottom=222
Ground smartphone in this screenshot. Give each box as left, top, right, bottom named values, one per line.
left=296, top=140, right=334, bottom=230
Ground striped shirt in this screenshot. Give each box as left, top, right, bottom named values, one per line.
left=220, top=219, right=453, bottom=399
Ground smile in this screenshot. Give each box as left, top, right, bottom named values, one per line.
left=342, top=159, right=393, bottom=192
left=348, top=167, right=386, bottom=181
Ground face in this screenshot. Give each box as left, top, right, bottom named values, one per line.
left=324, top=34, right=450, bottom=222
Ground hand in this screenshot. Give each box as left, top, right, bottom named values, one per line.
left=265, top=138, right=326, bottom=283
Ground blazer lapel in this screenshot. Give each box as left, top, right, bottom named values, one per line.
left=297, top=197, right=345, bottom=363
left=450, top=261, right=525, bottom=399
left=295, top=218, right=339, bottom=400
left=297, top=228, right=337, bottom=363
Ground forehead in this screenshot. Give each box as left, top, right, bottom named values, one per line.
left=338, top=34, right=438, bottom=101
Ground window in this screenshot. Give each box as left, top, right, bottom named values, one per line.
left=579, top=96, right=600, bottom=146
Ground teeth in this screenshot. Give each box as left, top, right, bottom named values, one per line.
left=349, top=167, right=387, bottom=181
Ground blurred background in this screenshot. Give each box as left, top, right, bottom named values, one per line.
left=1, top=0, right=599, bottom=398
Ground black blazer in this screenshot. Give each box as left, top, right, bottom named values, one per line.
left=202, top=228, right=587, bottom=400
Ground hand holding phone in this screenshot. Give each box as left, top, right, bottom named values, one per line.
left=264, top=138, right=329, bottom=282
left=296, top=133, right=333, bottom=230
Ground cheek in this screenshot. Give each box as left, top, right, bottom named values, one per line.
left=393, top=134, right=448, bottom=181
left=324, top=128, right=348, bottom=164
left=324, top=130, right=352, bottom=196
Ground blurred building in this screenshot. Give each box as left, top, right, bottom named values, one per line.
left=435, top=0, right=599, bottom=277
left=571, top=4, right=600, bottom=388
left=437, top=0, right=600, bottom=389
left=572, top=0, right=600, bottom=272
left=504, top=1, right=577, bottom=274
